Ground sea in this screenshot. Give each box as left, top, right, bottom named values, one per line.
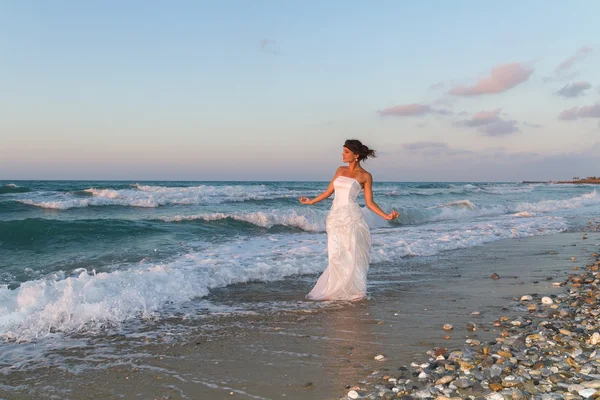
left=1, top=180, right=600, bottom=346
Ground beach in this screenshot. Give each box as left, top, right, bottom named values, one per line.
left=2, top=227, right=598, bottom=399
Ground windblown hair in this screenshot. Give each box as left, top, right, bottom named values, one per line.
left=344, top=139, right=376, bottom=162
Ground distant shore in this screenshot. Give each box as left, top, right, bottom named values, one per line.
left=522, top=178, right=600, bottom=184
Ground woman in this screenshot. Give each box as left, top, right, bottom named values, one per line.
left=299, top=139, right=399, bottom=301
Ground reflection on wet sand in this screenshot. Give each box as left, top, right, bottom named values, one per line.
left=317, top=300, right=383, bottom=393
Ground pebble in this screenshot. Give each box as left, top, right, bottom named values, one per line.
left=520, top=295, right=533, bottom=301
left=374, top=354, right=385, bottom=361
left=579, top=388, right=596, bottom=398
left=347, top=390, right=359, bottom=399
left=541, top=296, right=554, bottom=304
left=453, top=378, right=472, bottom=388
left=435, top=376, right=454, bottom=385
left=442, top=324, right=453, bottom=331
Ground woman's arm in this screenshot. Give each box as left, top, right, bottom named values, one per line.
left=299, top=167, right=342, bottom=205
left=364, top=173, right=399, bottom=220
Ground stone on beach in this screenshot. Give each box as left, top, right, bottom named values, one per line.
left=579, top=388, right=597, bottom=398
left=434, top=376, right=454, bottom=385
left=541, top=296, right=553, bottom=304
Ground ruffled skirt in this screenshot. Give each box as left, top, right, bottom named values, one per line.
left=307, top=204, right=371, bottom=301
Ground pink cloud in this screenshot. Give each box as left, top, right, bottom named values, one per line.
left=555, top=47, right=592, bottom=73
left=429, top=82, right=445, bottom=91
left=579, top=104, right=600, bottom=118
left=467, top=109, right=503, bottom=126
left=402, top=141, right=472, bottom=156
left=556, top=81, right=592, bottom=97
left=378, top=103, right=450, bottom=117
left=558, top=104, right=600, bottom=120
left=544, top=47, right=594, bottom=82
left=448, top=63, right=533, bottom=96
left=558, top=107, right=578, bottom=120
left=457, top=109, right=519, bottom=136
left=402, top=141, right=448, bottom=150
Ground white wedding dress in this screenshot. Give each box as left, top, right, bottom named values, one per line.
left=307, top=176, right=372, bottom=301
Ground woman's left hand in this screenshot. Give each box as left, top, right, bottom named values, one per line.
left=386, top=210, right=400, bottom=220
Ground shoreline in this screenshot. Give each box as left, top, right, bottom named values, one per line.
left=1, top=226, right=600, bottom=399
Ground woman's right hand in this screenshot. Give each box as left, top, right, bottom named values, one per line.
left=299, top=196, right=312, bottom=205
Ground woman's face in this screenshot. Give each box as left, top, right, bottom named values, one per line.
left=342, top=146, right=357, bottom=163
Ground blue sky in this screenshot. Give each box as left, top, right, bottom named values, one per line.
left=1, top=1, right=599, bottom=181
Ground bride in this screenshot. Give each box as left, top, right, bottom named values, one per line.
left=299, top=139, right=399, bottom=301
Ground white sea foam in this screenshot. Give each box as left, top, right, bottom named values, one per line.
left=482, top=186, right=534, bottom=195
left=157, top=210, right=328, bottom=232
left=512, top=211, right=536, bottom=217
left=370, top=214, right=567, bottom=261
left=151, top=190, right=600, bottom=231
left=0, top=212, right=568, bottom=341
left=437, top=200, right=476, bottom=210
left=515, top=189, right=600, bottom=213
left=0, top=235, right=328, bottom=341
left=17, top=184, right=318, bottom=209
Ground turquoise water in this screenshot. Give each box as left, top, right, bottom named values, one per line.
left=1, top=180, right=599, bottom=341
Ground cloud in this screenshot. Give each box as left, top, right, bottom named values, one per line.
left=448, top=63, right=533, bottom=96
left=432, top=96, right=456, bottom=107
left=402, top=141, right=449, bottom=151
left=545, top=47, right=593, bottom=82
left=523, top=121, right=543, bottom=128
left=377, top=103, right=450, bottom=117
left=555, top=47, right=592, bottom=74
left=259, top=39, right=280, bottom=55
left=457, top=109, right=519, bottom=136
left=381, top=142, right=600, bottom=181
left=558, top=108, right=578, bottom=120
left=556, top=82, right=592, bottom=97
left=402, top=141, right=472, bottom=156
left=429, top=82, right=445, bottom=91
left=558, top=103, right=600, bottom=120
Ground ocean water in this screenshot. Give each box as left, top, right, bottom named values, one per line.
left=1, top=180, right=600, bottom=344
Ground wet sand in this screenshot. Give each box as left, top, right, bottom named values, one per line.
left=1, top=230, right=599, bottom=400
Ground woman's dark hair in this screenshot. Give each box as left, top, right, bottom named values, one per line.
left=344, top=139, right=376, bottom=162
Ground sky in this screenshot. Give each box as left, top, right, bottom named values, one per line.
left=1, top=1, right=599, bottom=182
